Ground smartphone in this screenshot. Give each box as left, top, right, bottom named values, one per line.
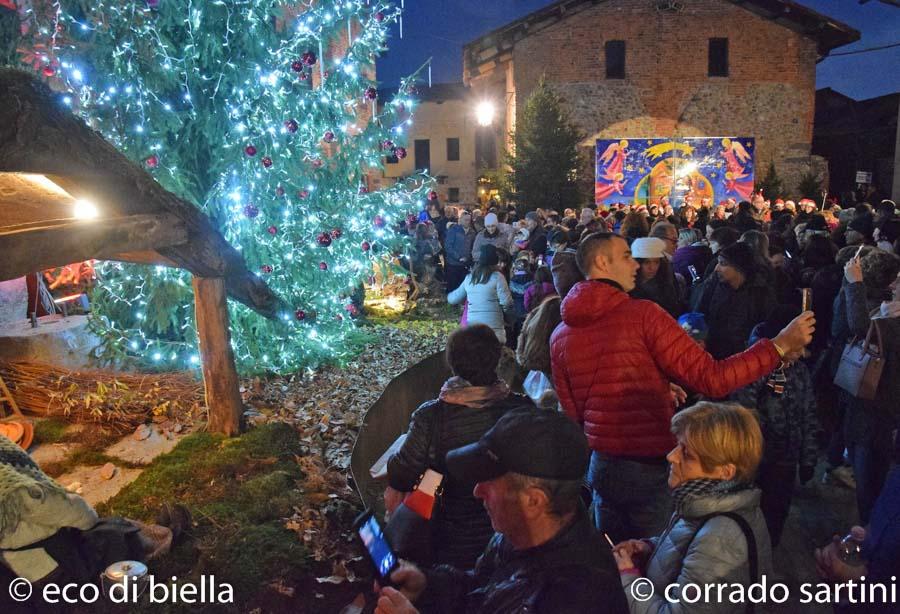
left=687, top=265, right=700, bottom=284
left=353, top=510, right=399, bottom=585
left=855, top=245, right=864, bottom=260
left=801, top=288, right=812, bottom=312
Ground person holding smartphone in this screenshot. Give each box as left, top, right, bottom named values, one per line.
left=375, top=411, right=627, bottom=614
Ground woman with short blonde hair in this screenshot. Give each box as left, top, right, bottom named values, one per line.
left=614, top=402, right=772, bottom=614
left=670, top=402, right=763, bottom=483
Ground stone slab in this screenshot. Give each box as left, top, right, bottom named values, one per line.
left=55, top=465, right=143, bottom=507
left=0, top=314, right=100, bottom=370
left=0, top=277, right=27, bottom=326
left=104, top=426, right=183, bottom=465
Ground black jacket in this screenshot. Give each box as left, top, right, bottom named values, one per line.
left=418, top=506, right=628, bottom=614
left=692, top=271, right=777, bottom=360
left=388, top=395, right=536, bottom=569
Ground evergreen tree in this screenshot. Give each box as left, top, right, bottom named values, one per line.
left=756, top=160, right=784, bottom=201
left=16, top=0, right=430, bottom=373
left=507, top=78, right=583, bottom=213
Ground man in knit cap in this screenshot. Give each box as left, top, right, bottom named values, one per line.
left=691, top=242, right=777, bottom=359
left=471, top=212, right=511, bottom=259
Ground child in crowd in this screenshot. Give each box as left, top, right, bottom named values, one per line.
left=524, top=267, right=556, bottom=313
left=731, top=309, right=818, bottom=548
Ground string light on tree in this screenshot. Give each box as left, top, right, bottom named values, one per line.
left=21, top=0, right=432, bottom=373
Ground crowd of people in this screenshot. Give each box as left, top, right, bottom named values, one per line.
left=378, top=193, right=900, bottom=613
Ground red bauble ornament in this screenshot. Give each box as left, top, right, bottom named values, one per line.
left=298, top=189, right=310, bottom=199
left=323, top=130, right=335, bottom=143
left=267, top=225, right=278, bottom=236
left=316, top=232, right=332, bottom=247
left=361, top=241, right=371, bottom=252
left=373, top=215, right=385, bottom=228
left=275, top=186, right=285, bottom=197
left=284, top=119, right=298, bottom=133
left=244, top=145, right=257, bottom=156
left=406, top=213, right=418, bottom=225
left=145, top=154, right=159, bottom=169
left=311, top=158, right=324, bottom=169
left=262, top=156, right=273, bottom=168
left=359, top=186, right=369, bottom=195
left=394, top=147, right=407, bottom=160
left=295, top=309, right=306, bottom=321
left=302, top=51, right=317, bottom=66
left=331, top=228, right=343, bottom=239
left=374, top=11, right=385, bottom=22
left=42, top=67, right=55, bottom=77
left=260, top=264, right=273, bottom=274
left=345, top=304, right=359, bottom=316
left=364, top=87, right=378, bottom=101
left=428, top=190, right=439, bottom=201
left=381, top=139, right=394, bottom=151
left=291, top=60, right=303, bottom=73
left=243, top=204, right=260, bottom=219
left=299, top=72, right=309, bottom=81
left=319, top=261, right=328, bottom=271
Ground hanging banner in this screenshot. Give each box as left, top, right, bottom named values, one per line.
left=595, top=137, right=756, bottom=207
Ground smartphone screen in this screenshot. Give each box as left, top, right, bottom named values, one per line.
left=356, top=512, right=398, bottom=583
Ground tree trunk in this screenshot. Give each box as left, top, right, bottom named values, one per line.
left=192, top=276, right=242, bottom=436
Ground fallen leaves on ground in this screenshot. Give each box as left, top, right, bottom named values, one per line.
left=238, top=316, right=453, bottom=597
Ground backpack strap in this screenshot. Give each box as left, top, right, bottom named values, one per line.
left=696, top=512, right=758, bottom=614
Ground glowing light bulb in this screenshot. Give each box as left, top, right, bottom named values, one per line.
left=73, top=199, right=99, bottom=219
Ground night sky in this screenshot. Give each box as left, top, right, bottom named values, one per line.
left=377, top=0, right=900, bottom=101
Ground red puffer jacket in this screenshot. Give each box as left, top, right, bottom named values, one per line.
left=550, top=280, right=780, bottom=457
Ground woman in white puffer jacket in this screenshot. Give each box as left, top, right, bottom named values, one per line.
left=448, top=244, right=513, bottom=343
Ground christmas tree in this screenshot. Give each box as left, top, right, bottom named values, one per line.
left=16, top=0, right=431, bottom=373
left=507, top=78, right=584, bottom=213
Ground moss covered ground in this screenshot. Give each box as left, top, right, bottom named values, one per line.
left=90, top=423, right=362, bottom=613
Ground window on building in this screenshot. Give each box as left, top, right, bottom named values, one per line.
left=414, top=139, right=431, bottom=172
left=605, top=40, right=626, bottom=79
left=448, top=187, right=460, bottom=202
left=446, top=138, right=460, bottom=161
left=385, top=152, right=399, bottom=164
left=475, top=130, right=497, bottom=169
left=708, top=38, right=729, bottom=77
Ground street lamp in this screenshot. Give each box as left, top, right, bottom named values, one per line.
left=475, top=101, right=495, bottom=127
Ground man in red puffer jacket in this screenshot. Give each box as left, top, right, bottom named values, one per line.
left=550, top=233, right=815, bottom=543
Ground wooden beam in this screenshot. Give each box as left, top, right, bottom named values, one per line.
left=110, top=250, right=181, bottom=268
left=0, top=213, right=188, bottom=282
left=192, top=276, right=242, bottom=436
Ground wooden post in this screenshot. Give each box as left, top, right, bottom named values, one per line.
left=192, top=276, right=242, bottom=436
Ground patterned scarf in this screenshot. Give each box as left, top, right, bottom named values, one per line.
left=766, top=363, right=787, bottom=396
left=438, top=376, right=510, bottom=408
left=670, top=477, right=745, bottom=516
left=0, top=434, right=67, bottom=536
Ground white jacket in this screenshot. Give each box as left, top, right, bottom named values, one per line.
left=448, top=271, right=514, bottom=342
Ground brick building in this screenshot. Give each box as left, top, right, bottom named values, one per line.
left=463, top=0, right=859, bottom=202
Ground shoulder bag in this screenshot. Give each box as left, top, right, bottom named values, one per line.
left=834, top=319, right=884, bottom=400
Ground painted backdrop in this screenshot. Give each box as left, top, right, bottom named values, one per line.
left=595, top=137, right=756, bottom=206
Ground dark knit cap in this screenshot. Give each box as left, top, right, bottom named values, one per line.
left=719, top=242, right=758, bottom=278
left=478, top=244, right=500, bottom=266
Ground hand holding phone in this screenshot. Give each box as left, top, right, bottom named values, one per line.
left=355, top=510, right=399, bottom=585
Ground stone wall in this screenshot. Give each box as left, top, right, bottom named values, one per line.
left=510, top=0, right=823, bottom=198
